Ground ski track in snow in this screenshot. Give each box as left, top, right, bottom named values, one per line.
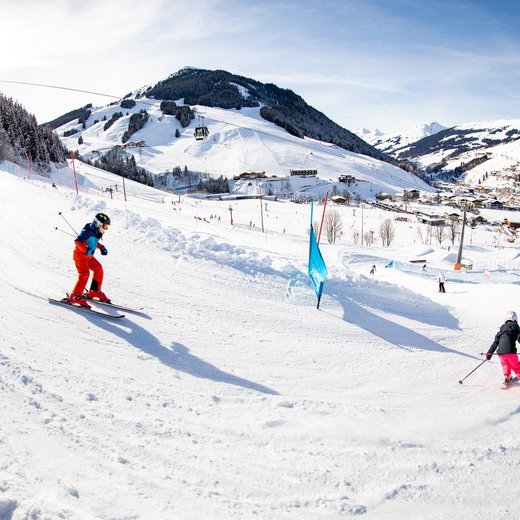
left=2, top=163, right=520, bottom=519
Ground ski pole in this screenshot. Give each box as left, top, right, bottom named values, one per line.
left=55, top=226, right=75, bottom=238
left=459, top=359, right=487, bottom=384
left=58, top=212, right=78, bottom=235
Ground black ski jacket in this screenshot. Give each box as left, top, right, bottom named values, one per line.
left=487, top=320, right=520, bottom=356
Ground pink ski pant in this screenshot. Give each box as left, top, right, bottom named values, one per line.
left=499, top=354, right=520, bottom=378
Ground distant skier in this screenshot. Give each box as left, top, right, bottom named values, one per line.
left=437, top=270, right=446, bottom=293
left=67, top=213, right=111, bottom=308
left=486, top=311, right=520, bottom=386
left=370, top=265, right=376, bottom=275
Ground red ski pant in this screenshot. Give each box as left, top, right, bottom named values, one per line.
left=71, top=250, right=103, bottom=296
left=499, top=353, right=520, bottom=378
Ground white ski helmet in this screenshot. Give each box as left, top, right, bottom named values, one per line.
left=505, top=311, right=518, bottom=322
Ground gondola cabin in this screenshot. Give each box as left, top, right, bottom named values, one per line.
left=194, top=126, right=209, bottom=140
left=194, top=116, right=209, bottom=140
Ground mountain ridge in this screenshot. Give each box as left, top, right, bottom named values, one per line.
left=365, top=119, right=520, bottom=188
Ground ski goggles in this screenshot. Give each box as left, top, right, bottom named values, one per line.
left=94, top=219, right=110, bottom=231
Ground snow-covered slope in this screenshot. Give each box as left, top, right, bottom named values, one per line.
left=57, top=100, right=432, bottom=196
left=3, top=161, right=520, bottom=519
left=383, top=120, right=520, bottom=184
left=356, top=122, right=448, bottom=155
left=403, top=119, right=520, bottom=181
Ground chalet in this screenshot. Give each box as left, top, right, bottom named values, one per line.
left=486, top=199, right=504, bottom=209
left=331, top=195, right=347, bottom=205
left=403, top=189, right=420, bottom=199
left=290, top=169, right=317, bottom=177
left=416, top=212, right=445, bottom=226
left=445, top=212, right=461, bottom=221
left=234, top=171, right=266, bottom=181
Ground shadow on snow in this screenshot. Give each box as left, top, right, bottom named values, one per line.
left=326, top=277, right=476, bottom=359
left=82, top=314, right=279, bottom=395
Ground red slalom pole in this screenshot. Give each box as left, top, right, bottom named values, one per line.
left=317, top=191, right=328, bottom=245
left=70, top=151, right=78, bottom=194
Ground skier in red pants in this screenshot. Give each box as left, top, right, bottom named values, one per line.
left=68, top=213, right=111, bottom=308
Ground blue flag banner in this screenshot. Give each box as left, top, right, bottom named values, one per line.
left=308, top=203, right=328, bottom=303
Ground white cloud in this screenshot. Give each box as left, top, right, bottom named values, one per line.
left=0, top=0, right=519, bottom=130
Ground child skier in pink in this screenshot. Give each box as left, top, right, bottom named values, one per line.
left=486, top=311, right=520, bottom=385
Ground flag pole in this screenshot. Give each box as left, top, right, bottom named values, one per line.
left=70, top=151, right=78, bottom=194
left=309, top=202, right=318, bottom=308
left=317, top=192, right=328, bottom=245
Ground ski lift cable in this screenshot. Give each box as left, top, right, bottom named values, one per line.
left=0, top=79, right=160, bottom=110
left=0, top=79, right=124, bottom=101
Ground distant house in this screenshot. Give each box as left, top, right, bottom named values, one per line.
left=486, top=200, right=504, bottom=209
left=403, top=189, right=420, bottom=199
left=234, top=171, right=266, bottom=181
left=416, top=212, right=445, bottom=226
left=445, top=212, right=461, bottom=221
left=290, top=169, right=317, bottom=177
left=331, top=195, right=347, bottom=204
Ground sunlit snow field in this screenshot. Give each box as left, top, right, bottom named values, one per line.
left=1, top=161, right=520, bottom=519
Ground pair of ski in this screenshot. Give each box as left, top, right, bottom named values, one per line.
left=48, top=295, right=143, bottom=319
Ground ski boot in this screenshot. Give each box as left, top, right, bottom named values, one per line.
left=86, top=290, right=111, bottom=303
left=67, top=294, right=91, bottom=308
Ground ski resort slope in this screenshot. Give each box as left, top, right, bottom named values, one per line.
left=60, top=102, right=431, bottom=195
left=1, top=163, right=520, bottom=520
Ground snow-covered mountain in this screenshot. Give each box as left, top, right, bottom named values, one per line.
left=363, top=120, right=520, bottom=187
left=3, top=158, right=520, bottom=519
left=356, top=122, right=448, bottom=155
left=55, top=99, right=432, bottom=197
left=396, top=119, right=520, bottom=182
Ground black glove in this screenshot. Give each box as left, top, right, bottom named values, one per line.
left=100, top=246, right=108, bottom=256
left=486, top=353, right=492, bottom=361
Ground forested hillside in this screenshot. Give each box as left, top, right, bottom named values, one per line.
left=145, top=67, right=389, bottom=162
left=0, top=93, right=68, bottom=171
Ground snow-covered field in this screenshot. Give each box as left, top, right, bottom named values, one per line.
left=2, top=161, right=520, bottom=520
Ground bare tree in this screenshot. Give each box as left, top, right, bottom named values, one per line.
left=416, top=225, right=424, bottom=244
left=379, top=219, right=395, bottom=246
left=448, top=218, right=460, bottom=245
left=341, top=190, right=352, bottom=205
left=325, top=209, right=344, bottom=244
left=434, top=224, right=447, bottom=245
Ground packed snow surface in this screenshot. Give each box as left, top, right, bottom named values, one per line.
left=1, top=161, right=520, bottom=519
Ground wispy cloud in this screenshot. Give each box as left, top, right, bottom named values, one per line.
left=1, top=0, right=519, bottom=130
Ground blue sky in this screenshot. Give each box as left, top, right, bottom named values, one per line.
left=1, top=0, right=519, bottom=133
